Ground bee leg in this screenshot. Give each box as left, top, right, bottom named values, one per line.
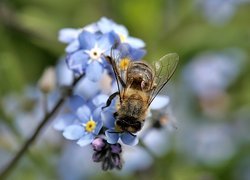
left=102, top=92, right=119, bottom=110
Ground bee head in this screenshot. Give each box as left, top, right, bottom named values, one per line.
left=115, top=116, right=142, bottom=133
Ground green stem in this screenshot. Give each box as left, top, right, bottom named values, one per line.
left=0, top=74, right=84, bottom=180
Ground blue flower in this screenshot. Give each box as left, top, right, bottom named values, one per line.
left=62, top=104, right=103, bottom=146
left=66, top=30, right=118, bottom=81
left=97, top=17, right=145, bottom=49
left=54, top=94, right=110, bottom=146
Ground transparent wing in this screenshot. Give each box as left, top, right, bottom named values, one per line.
left=104, top=46, right=133, bottom=103
left=148, top=53, right=179, bottom=105
left=109, top=47, right=130, bottom=86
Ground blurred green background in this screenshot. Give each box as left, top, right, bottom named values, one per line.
left=0, top=0, right=250, bottom=179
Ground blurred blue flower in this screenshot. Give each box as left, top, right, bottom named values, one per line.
left=140, top=95, right=176, bottom=156
left=178, top=122, right=236, bottom=166
left=196, top=0, right=249, bottom=25
left=56, top=58, right=74, bottom=87
left=115, top=145, right=153, bottom=176
left=66, top=30, right=118, bottom=81
left=183, top=49, right=245, bottom=98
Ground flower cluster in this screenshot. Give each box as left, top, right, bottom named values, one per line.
left=54, top=17, right=174, bottom=171
left=92, top=137, right=123, bottom=170
left=59, top=17, right=146, bottom=81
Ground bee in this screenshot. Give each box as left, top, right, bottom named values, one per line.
left=103, top=51, right=179, bottom=134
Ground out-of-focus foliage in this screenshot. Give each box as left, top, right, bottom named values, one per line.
left=0, top=0, right=250, bottom=179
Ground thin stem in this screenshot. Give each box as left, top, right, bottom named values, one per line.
left=0, top=74, right=84, bottom=180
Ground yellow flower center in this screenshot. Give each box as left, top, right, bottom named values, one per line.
left=119, top=58, right=130, bottom=71
left=85, top=120, right=96, bottom=132
left=119, top=34, right=126, bottom=43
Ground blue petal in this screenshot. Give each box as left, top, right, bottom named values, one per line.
left=58, top=28, right=80, bottom=43
left=97, top=17, right=113, bottom=33
left=121, top=133, right=139, bottom=146
left=130, top=48, right=146, bottom=60
left=92, top=94, right=109, bottom=107
left=66, top=50, right=89, bottom=74
left=67, top=95, right=85, bottom=112
left=97, top=32, right=116, bottom=51
left=101, top=105, right=116, bottom=128
left=150, top=95, right=170, bottom=110
left=93, top=119, right=103, bottom=135
left=76, top=134, right=94, bottom=146
left=93, top=107, right=102, bottom=120
left=126, top=37, right=145, bottom=49
left=105, top=130, right=119, bottom=144
left=56, top=58, right=74, bottom=86
left=97, top=17, right=128, bottom=36
left=65, top=40, right=80, bottom=53
left=86, top=61, right=103, bottom=82
left=76, top=105, right=91, bottom=123
left=53, top=114, right=76, bottom=131
left=118, top=43, right=146, bottom=60
left=74, top=77, right=100, bottom=100
left=113, top=25, right=128, bottom=37
left=63, top=125, right=84, bottom=140
left=78, top=31, right=96, bottom=50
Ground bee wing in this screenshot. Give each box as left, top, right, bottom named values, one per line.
left=104, top=46, right=133, bottom=103
left=148, top=53, right=179, bottom=106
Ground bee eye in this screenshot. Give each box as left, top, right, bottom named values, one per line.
left=113, top=112, right=118, bottom=117
left=116, top=120, right=122, bottom=126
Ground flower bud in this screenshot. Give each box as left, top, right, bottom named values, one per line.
left=92, top=151, right=105, bottom=162
left=38, top=67, right=56, bottom=93
left=92, top=138, right=105, bottom=151
left=102, top=157, right=111, bottom=171
left=111, top=143, right=122, bottom=154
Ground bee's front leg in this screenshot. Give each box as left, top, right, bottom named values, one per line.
left=102, top=92, right=119, bottom=110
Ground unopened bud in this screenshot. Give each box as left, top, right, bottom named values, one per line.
left=111, top=143, right=122, bottom=154
left=92, top=138, right=106, bottom=151
left=38, top=67, right=56, bottom=93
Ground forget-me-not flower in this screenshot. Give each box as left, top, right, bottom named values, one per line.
left=55, top=94, right=109, bottom=146
left=62, top=104, right=103, bottom=146
left=66, top=30, right=118, bottom=81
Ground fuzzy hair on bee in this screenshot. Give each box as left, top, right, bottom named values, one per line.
left=102, top=51, right=179, bottom=135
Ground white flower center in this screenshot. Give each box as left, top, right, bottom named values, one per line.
left=88, top=46, right=103, bottom=61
